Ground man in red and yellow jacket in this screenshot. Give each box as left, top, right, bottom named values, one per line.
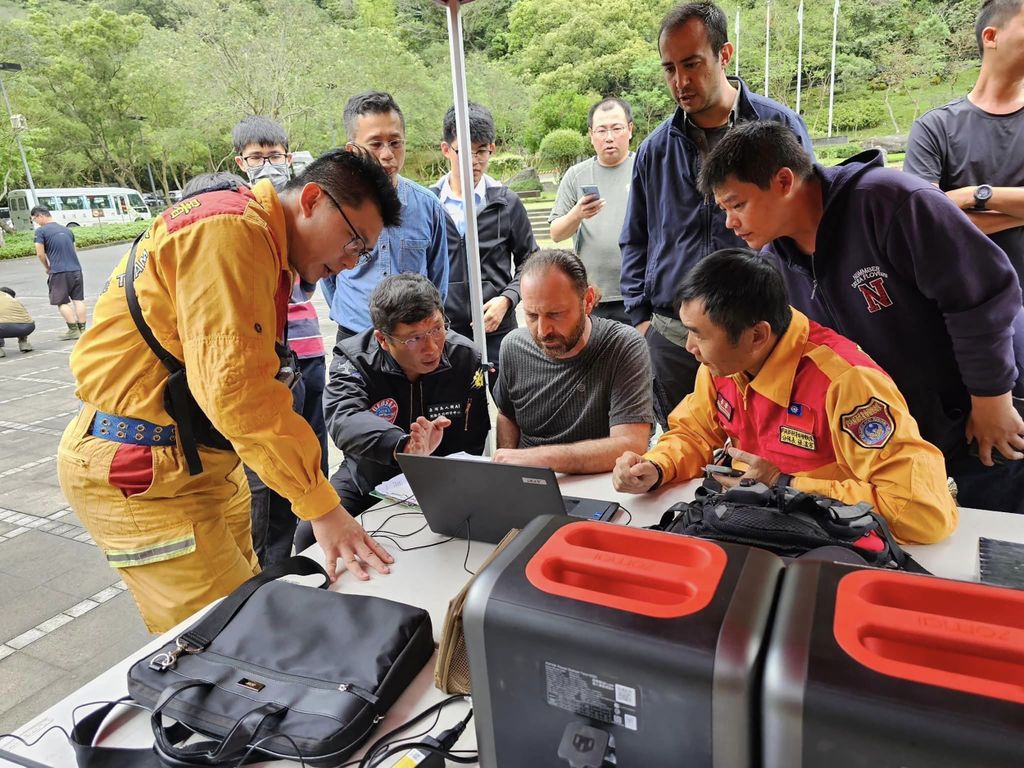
left=613, top=249, right=957, bottom=544
left=59, top=150, right=402, bottom=632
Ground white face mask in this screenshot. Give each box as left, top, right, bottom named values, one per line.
left=247, top=161, right=291, bottom=191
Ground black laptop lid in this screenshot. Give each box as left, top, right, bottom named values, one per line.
left=396, top=454, right=567, bottom=544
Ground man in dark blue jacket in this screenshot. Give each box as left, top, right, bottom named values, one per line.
left=699, top=120, right=1024, bottom=514
left=620, top=2, right=813, bottom=426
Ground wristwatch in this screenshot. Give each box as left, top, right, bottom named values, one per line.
left=973, top=184, right=993, bottom=211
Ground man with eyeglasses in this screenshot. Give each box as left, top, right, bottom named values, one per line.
left=58, top=149, right=402, bottom=633
left=549, top=97, right=636, bottom=324
left=432, top=102, right=538, bottom=373
left=320, top=91, right=449, bottom=342
left=228, top=116, right=336, bottom=567
left=293, top=274, right=490, bottom=550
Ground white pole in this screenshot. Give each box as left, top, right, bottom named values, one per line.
left=828, top=0, right=840, bottom=137
left=764, top=0, right=771, bottom=96
left=796, top=0, right=804, bottom=113
left=442, top=0, right=494, bottom=452
left=734, top=8, right=740, bottom=76
left=0, top=73, right=36, bottom=208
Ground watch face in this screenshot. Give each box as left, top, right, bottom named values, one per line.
left=976, top=184, right=993, bottom=202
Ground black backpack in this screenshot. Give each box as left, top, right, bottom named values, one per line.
left=655, top=482, right=927, bottom=572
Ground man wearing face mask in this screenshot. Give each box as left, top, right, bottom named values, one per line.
left=231, top=116, right=332, bottom=566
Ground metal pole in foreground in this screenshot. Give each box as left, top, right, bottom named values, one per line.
left=734, top=8, right=740, bottom=77
left=0, top=63, right=37, bottom=209
left=796, top=0, right=805, bottom=114
left=764, top=0, right=771, bottom=96
left=828, top=0, right=840, bottom=137
left=440, top=0, right=494, bottom=452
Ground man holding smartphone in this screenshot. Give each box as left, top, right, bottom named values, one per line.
left=549, top=97, right=635, bottom=323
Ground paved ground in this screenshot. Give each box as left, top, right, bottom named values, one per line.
left=0, top=243, right=354, bottom=735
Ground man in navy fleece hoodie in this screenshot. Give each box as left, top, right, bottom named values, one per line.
left=698, top=120, right=1024, bottom=515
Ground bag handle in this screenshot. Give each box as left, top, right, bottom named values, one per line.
left=151, top=681, right=287, bottom=766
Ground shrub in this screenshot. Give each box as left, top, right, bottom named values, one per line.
left=829, top=100, right=886, bottom=132
left=538, top=129, right=589, bottom=174
left=488, top=153, right=527, bottom=182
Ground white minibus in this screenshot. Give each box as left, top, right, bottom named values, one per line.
left=8, top=187, right=152, bottom=231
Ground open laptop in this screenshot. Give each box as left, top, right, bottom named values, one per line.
left=396, top=454, right=619, bottom=544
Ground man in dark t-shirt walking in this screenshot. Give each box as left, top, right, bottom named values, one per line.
left=32, top=206, right=87, bottom=340
left=904, top=0, right=1024, bottom=289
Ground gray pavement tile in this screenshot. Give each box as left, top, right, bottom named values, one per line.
left=0, top=532, right=110, bottom=596
left=0, top=485, right=72, bottom=519
left=0, top=652, right=66, bottom=721
left=0, top=668, right=99, bottom=735
left=0, top=432, right=56, bottom=463
left=0, top=579, right=77, bottom=640
left=20, top=591, right=151, bottom=673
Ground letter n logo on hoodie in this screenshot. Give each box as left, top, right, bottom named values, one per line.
left=851, top=267, right=894, bottom=313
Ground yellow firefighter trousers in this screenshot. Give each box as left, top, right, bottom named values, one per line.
left=57, top=406, right=260, bottom=633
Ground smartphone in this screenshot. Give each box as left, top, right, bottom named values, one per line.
left=704, top=464, right=743, bottom=478
left=581, top=184, right=601, bottom=201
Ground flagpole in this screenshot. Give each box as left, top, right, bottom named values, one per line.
left=828, top=0, right=840, bottom=136
left=796, top=0, right=804, bottom=113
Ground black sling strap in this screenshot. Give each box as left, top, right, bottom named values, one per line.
left=123, top=232, right=206, bottom=476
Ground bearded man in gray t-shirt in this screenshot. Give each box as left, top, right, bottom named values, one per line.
left=493, top=250, right=654, bottom=474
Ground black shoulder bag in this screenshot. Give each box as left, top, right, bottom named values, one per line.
left=70, top=556, right=434, bottom=767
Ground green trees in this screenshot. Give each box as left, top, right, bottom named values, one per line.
left=0, top=0, right=992, bottom=197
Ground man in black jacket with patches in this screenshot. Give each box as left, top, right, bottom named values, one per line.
left=294, top=273, right=490, bottom=550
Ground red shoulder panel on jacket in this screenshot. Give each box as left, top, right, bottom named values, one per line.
left=162, top=188, right=256, bottom=234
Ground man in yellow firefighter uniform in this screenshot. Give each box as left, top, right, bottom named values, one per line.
left=59, top=149, right=402, bottom=632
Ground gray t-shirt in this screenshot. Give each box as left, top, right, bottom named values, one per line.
left=904, top=97, right=1024, bottom=286
left=549, top=154, right=635, bottom=302
left=493, top=316, right=654, bottom=448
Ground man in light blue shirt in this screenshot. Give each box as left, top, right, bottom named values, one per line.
left=321, top=92, right=449, bottom=339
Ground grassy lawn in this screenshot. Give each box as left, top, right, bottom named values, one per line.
left=0, top=220, right=151, bottom=260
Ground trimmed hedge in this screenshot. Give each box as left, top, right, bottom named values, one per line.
left=0, top=220, right=151, bottom=260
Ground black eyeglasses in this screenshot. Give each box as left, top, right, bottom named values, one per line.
left=319, top=187, right=373, bottom=267
left=240, top=152, right=289, bottom=168
left=450, top=146, right=493, bottom=161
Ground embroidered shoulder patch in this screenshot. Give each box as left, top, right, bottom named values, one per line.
left=779, top=426, right=816, bottom=451
left=716, top=392, right=734, bottom=422
left=370, top=398, right=399, bottom=424
left=840, top=397, right=895, bottom=449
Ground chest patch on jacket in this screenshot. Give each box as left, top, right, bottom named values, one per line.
left=427, top=401, right=464, bottom=420
left=779, top=426, right=816, bottom=451
left=716, top=392, right=734, bottom=421
left=851, top=266, right=894, bottom=313
left=371, top=398, right=399, bottom=424
left=840, top=397, right=895, bottom=449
